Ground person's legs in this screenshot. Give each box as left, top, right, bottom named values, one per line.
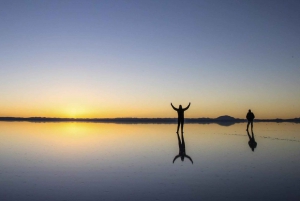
left=177, top=119, right=180, bottom=133
left=180, top=119, right=184, bottom=133
left=247, top=121, right=250, bottom=130
left=251, top=121, right=253, bottom=130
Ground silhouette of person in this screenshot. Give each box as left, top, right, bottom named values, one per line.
left=247, top=130, right=257, bottom=152
left=171, top=102, right=190, bottom=133
left=173, top=131, right=193, bottom=164
left=246, top=109, right=255, bottom=131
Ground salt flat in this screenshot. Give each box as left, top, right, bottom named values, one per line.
left=0, top=122, right=299, bottom=201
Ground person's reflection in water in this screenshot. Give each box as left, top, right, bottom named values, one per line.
left=173, top=131, right=193, bottom=164
left=247, top=130, right=257, bottom=152
left=171, top=102, right=191, bottom=133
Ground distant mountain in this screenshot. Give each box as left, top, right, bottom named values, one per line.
left=215, top=115, right=236, bottom=121
left=294, top=118, right=300, bottom=122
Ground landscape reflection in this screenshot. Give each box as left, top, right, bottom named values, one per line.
left=0, top=122, right=299, bottom=200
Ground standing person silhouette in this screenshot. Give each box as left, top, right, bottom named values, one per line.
left=246, top=109, right=255, bottom=131
left=171, top=102, right=190, bottom=133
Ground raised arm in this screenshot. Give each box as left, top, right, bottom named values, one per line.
left=183, top=102, right=191, bottom=111
left=185, top=155, right=193, bottom=164
left=171, top=103, right=178, bottom=111
left=173, top=155, right=180, bottom=163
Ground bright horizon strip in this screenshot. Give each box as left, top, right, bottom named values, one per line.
left=0, top=102, right=299, bottom=120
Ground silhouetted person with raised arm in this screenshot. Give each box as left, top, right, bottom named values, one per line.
left=171, top=102, right=190, bottom=133
left=173, top=131, right=193, bottom=164
left=247, top=130, right=257, bottom=152
left=246, top=109, right=255, bottom=131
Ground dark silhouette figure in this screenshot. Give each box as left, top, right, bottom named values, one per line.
left=247, top=130, right=257, bottom=152
left=246, top=109, right=255, bottom=131
left=173, top=131, right=193, bottom=164
left=171, top=102, right=190, bottom=133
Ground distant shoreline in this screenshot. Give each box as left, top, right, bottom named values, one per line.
left=0, top=116, right=299, bottom=125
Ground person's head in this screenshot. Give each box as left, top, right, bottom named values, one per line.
left=249, top=109, right=251, bottom=112
left=179, top=105, right=182, bottom=109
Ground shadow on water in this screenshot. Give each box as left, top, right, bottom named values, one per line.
left=173, top=131, right=193, bottom=164
left=247, top=130, right=257, bottom=152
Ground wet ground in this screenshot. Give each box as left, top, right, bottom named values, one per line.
left=0, top=122, right=299, bottom=200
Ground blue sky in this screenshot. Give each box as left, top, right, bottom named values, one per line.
left=0, top=0, right=300, bottom=118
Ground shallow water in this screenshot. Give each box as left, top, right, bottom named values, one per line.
left=0, top=122, right=299, bottom=201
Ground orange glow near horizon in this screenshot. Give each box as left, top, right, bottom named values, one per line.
left=0, top=105, right=299, bottom=119
left=0, top=88, right=299, bottom=119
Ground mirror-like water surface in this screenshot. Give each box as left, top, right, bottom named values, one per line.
left=0, top=122, right=299, bottom=200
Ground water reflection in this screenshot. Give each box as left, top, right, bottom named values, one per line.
left=1, top=122, right=300, bottom=200
left=247, top=130, right=257, bottom=152
left=173, top=132, right=193, bottom=164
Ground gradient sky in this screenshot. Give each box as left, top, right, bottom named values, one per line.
left=1, top=0, right=300, bottom=119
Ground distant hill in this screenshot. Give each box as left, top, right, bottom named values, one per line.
left=215, top=115, right=236, bottom=121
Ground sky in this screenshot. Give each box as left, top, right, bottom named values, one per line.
left=0, top=0, right=300, bottom=119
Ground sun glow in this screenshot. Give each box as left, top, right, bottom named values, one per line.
left=64, top=106, right=89, bottom=118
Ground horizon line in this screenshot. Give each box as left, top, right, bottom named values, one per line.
left=0, top=116, right=299, bottom=123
